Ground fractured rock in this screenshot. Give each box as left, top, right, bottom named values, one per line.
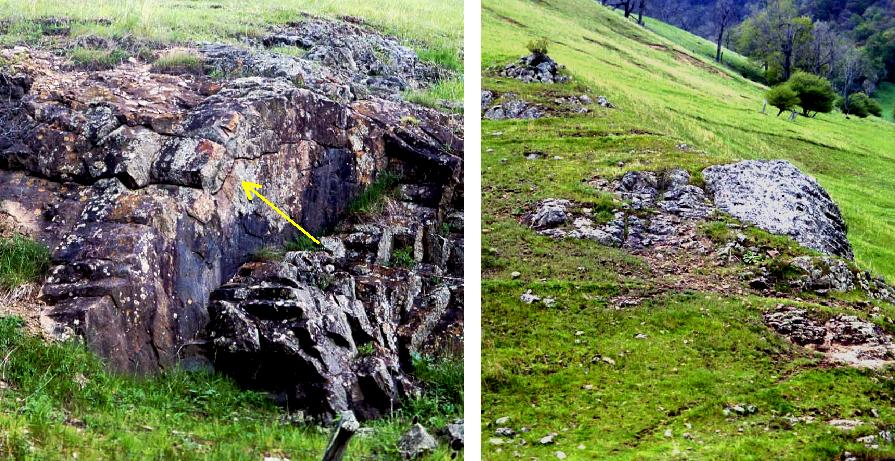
left=0, top=43, right=462, bottom=375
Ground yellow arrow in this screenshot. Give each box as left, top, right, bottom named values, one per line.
left=241, top=180, right=321, bottom=245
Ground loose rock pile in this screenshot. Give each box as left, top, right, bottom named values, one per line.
left=501, top=52, right=570, bottom=83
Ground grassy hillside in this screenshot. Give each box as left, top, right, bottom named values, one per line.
left=0, top=0, right=462, bottom=70
left=482, top=0, right=895, bottom=459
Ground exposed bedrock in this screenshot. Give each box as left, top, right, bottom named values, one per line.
left=0, top=44, right=463, bottom=378
left=703, top=160, right=852, bottom=259
left=530, top=160, right=852, bottom=260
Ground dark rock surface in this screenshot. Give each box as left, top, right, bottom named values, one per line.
left=501, top=53, right=570, bottom=84
left=207, top=190, right=463, bottom=421
left=0, top=23, right=462, bottom=382
left=703, top=160, right=853, bottom=259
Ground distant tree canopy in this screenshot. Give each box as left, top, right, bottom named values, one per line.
left=786, top=71, right=836, bottom=115
left=766, top=84, right=800, bottom=116
left=648, top=0, right=895, bottom=99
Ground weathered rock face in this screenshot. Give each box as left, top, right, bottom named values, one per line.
left=703, top=160, right=852, bottom=259
left=501, top=53, right=569, bottom=84
left=0, top=23, right=462, bottom=379
left=207, top=189, right=464, bottom=421
left=201, top=16, right=450, bottom=104
left=527, top=169, right=714, bottom=249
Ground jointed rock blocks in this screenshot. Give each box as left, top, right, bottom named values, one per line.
left=0, top=15, right=463, bottom=384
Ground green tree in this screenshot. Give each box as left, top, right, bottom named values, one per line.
left=766, top=84, right=800, bottom=116
left=839, top=92, right=872, bottom=118
left=786, top=71, right=836, bottom=116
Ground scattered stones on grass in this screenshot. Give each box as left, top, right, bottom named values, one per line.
left=540, top=434, right=556, bottom=445
left=397, top=424, right=438, bottom=459
left=501, top=52, right=570, bottom=83
left=495, top=427, right=515, bottom=437
left=828, top=419, right=864, bottom=431
left=520, top=290, right=541, bottom=304
left=482, top=94, right=544, bottom=120
left=723, top=404, right=758, bottom=416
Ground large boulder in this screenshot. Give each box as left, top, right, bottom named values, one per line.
left=703, top=160, right=852, bottom=259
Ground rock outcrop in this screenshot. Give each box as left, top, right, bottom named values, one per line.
left=703, top=160, right=852, bottom=259
left=531, top=161, right=852, bottom=261
left=764, top=306, right=895, bottom=368
left=201, top=16, right=450, bottom=104
left=501, top=53, right=569, bottom=84
left=207, top=185, right=463, bottom=421
left=0, top=13, right=463, bottom=386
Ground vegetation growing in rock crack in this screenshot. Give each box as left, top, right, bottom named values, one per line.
left=347, top=171, right=403, bottom=216
left=0, top=236, right=50, bottom=290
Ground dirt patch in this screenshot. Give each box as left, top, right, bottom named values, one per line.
left=672, top=50, right=729, bottom=78
left=0, top=283, right=48, bottom=338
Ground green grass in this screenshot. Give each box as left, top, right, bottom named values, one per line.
left=404, top=78, right=464, bottom=113
left=481, top=0, right=895, bottom=458
left=346, top=171, right=402, bottom=216
left=0, top=0, right=462, bottom=71
left=0, top=316, right=461, bottom=460
left=151, top=50, right=203, bottom=74
left=0, top=236, right=50, bottom=289
left=873, top=82, right=895, bottom=123
left=67, top=46, right=129, bottom=70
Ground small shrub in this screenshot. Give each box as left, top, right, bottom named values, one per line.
left=68, top=47, right=129, bottom=70
left=526, top=37, right=549, bottom=56
left=390, top=247, right=415, bottom=268
left=151, top=51, right=204, bottom=75
left=766, top=84, right=799, bottom=116
left=866, top=97, right=883, bottom=117
left=786, top=71, right=836, bottom=116
left=356, top=342, right=375, bottom=357
left=0, top=236, right=51, bottom=289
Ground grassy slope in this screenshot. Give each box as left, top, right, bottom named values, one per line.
left=482, top=0, right=895, bottom=459
left=0, top=316, right=461, bottom=460
left=0, top=0, right=464, bottom=106
left=874, top=82, right=895, bottom=123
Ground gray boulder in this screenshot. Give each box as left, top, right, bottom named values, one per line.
left=397, top=423, right=438, bottom=459
left=703, top=160, right=852, bottom=259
